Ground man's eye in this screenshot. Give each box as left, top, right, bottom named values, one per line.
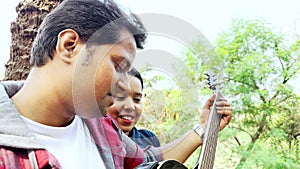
left=115, top=60, right=128, bottom=72
left=115, top=95, right=126, bottom=101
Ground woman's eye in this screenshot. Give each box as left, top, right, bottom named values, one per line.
left=133, top=98, right=141, bottom=103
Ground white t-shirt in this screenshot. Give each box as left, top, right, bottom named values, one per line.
left=21, top=115, right=106, bottom=169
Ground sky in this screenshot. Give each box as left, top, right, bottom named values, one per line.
left=0, top=0, right=300, bottom=93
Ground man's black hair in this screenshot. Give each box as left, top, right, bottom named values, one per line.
left=30, top=0, right=147, bottom=67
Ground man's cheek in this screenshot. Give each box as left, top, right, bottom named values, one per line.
left=109, top=105, right=119, bottom=114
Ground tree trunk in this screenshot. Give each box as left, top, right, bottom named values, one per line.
left=4, top=0, right=62, bottom=80
left=235, top=113, right=267, bottom=169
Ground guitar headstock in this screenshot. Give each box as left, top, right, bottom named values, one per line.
left=205, top=70, right=223, bottom=93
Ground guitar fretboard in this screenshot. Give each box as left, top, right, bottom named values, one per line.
left=198, top=91, right=222, bottom=169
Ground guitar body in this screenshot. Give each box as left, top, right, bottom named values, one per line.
left=157, top=160, right=188, bottom=169
left=136, top=160, right=188, bottom=169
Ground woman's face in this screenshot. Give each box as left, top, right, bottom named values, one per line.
left=108, top=75, right=143, bottom=134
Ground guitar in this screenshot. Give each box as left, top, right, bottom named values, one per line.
left=135, top=70, right=223, bottom=169
left=193, top=70, right=223, bottom=169
left=136, top=160, right=187, bottom=169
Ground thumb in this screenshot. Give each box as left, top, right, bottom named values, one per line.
left=203, top=94, right=216, bottom=109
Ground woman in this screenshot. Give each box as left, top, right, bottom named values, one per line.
left=109, top=67, right=233, bottom=164
left=109, top=68, right=160, bottom=148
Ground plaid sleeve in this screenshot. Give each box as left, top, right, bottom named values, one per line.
left=0, top=147, right=60, bottom=169
left=120, top=131, right=163, bottom=168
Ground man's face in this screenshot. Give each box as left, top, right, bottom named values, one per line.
left=72, top=29, right=137, bottom=118
left=109, top=75, right=143, bottom=134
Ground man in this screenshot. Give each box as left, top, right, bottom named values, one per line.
left=0, top=0, right=232, bottom=169
left=0, top=0, right=149, bottom=168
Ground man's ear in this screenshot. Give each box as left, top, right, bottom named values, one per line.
left=56, top=29, right=81, bottom=64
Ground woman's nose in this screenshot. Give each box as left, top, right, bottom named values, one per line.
left=124, top=98, right=135, bottom=111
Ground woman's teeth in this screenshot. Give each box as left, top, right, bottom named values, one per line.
left=121, top=115, right=133, bottom=120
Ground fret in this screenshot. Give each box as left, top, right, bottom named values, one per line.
left=198, top=91, right=222, bottom=169
left=193, top=70, right=223, bottom=169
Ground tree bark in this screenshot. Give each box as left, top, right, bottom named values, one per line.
left=4, top=0, right=62, bottom=80
left=235, top=113, right=267, bottom=169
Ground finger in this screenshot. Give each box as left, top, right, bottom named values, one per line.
left=218, top=97, right=227, bottom=102
left=219, top=114, right=232, bottom=130
left=219, top=120, right=228, bottom=130
left=203, top=94, right=216, bottom=109
left=222, top=110, right=232, bottom=123
left=216, top=106, right=232, bottom=114
left=217, top=107, right=232, bottom=130
left=216, top=100, right=230, bottom=107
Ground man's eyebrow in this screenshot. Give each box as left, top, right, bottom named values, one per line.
left=120, top=38, right=136, bottom=56
left=127, top=43, right=136, bottom=56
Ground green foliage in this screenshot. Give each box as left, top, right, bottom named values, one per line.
left=138, top=18, right=300, bottom=168
left=216, top=18, right=300, bottom=168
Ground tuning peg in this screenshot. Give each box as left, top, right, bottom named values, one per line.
left=204, top=73, right=211, bottom=86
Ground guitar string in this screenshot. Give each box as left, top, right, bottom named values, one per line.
left=199, top=91, right=222, bottom=168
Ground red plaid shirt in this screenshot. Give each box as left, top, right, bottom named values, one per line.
left=0, top=81, right=162, bottom=169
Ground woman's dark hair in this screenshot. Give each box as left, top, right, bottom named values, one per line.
left=30, top=0, right=147, bottom=67
left=128, top=67, right=144, bottom=90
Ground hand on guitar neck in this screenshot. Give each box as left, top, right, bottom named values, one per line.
left=194, top=71, right=233, bottom=169
left=136, top=94, right=232, bottom=169
left=200, top=94, right=232, bottom=132
left=136, top=71, right=232, bottom=169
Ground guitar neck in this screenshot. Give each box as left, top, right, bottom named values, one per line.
left=198, top=91, right=222, bottom=169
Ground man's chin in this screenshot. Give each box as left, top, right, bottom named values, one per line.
left=99, top=106, right=108, bottom=116
left=75, top=106, right=107, bottom=119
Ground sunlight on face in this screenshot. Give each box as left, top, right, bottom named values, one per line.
left=72, top=29, right=136, bottom=118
